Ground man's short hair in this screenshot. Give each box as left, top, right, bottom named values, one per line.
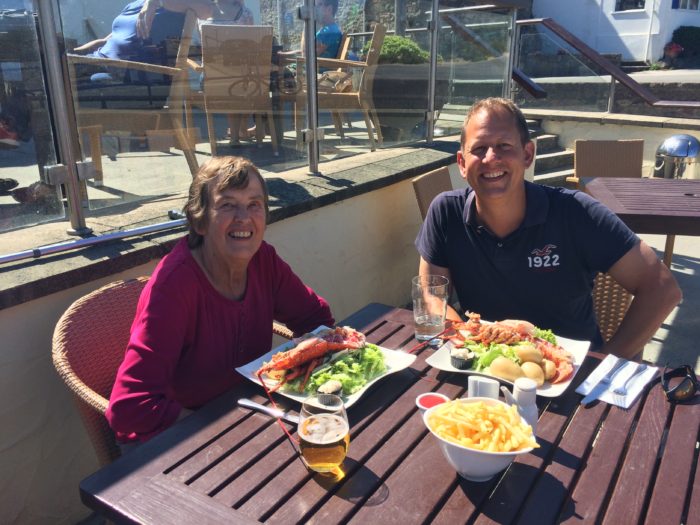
left=460, top=97, right=531, bottom=150
left=324, top=0, right=338, bottom=15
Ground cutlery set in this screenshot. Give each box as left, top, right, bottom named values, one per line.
left=580, top=358, right=652, bottom=407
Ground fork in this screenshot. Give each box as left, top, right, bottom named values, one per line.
left=613, top=363, right=649, bottom=397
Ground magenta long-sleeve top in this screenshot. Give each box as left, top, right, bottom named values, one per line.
left=106, top=238, right=334, bottom=443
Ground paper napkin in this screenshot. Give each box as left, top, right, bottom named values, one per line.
left=576, top=355, right=659, bottom=409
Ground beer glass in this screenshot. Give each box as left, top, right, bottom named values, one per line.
left=298, top=394, right=349, bottom=475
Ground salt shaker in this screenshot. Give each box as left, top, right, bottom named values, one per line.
left=513, top=377, right=538, bottom=435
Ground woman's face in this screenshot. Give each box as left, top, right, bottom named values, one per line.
left=197, top=174, right=266, bottom=266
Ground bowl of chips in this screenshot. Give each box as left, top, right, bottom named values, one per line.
left=423, top=397, right=538, bottom=481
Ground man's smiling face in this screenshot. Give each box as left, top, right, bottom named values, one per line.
left=457, top=107, right=534, bottom=203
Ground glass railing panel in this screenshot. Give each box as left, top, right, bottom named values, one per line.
left=0, top=5, right=63, bottom=232
left=515, top=27, right=611, bottom=112
left=59, top=0, right=306, bottom=219
left=434, top=6, right=513, bottom=138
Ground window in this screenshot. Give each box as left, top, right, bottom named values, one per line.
left=674, top=0, right=700, bottom=9
left=615, top=0, right=645, bottom=10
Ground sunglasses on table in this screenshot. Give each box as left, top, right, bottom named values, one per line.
left=661, top=364, right=698, bottom=403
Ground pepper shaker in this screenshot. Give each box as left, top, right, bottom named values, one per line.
left=513, top=377, right=538, bottom=435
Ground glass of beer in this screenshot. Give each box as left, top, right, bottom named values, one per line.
left=298, top=393, right=350, bottom=476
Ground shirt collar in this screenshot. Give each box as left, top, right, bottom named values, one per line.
left=463, top=181, right=550, bottom=229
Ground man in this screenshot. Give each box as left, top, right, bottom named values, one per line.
left=415, top=97, right=681, bottom=359
left=315, top=0, right=342, bottom=59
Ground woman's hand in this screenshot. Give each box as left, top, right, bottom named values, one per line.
left=136, top=0, right=159, bottom=40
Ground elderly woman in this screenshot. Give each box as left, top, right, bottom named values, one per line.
left=106, top=156, right=334, bottom=444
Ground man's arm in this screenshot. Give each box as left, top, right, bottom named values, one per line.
left=72, top=34, right=110, bottom=53
left=419, top=257, right=462, bottom=321
left=602, top=241, right=682, bottom=360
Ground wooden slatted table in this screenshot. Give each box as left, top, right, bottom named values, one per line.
left=80, top=304, right=700, bottom=524
left=582, top=177, right=700, bottom=266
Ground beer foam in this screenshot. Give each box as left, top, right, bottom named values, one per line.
left=299, top=414, right=349, bottom=445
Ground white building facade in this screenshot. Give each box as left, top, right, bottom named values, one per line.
left=532, top=0, right=700, bottom=63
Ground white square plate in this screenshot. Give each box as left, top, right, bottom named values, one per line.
left=235, top=327, right=417, bottom=408
left=425, top=335, right=590, bottom=397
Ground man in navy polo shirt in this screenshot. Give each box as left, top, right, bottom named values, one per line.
left=415, top=97, right=681, bottom=359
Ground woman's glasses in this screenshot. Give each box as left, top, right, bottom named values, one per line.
left=661, top=365, right=698, bottom=403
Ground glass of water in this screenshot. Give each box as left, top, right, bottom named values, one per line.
left=411, top=275, right=449, bottom=342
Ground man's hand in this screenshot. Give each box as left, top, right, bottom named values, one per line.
left=136, top=0, right=159, bottom=40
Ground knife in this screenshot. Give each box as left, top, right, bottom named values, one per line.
left=580, top=358, right=628, bottom=406
left=238, top=398, right=300, bottom=424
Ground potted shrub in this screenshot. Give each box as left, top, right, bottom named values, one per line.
left=365, top=35, right=449, bottom=142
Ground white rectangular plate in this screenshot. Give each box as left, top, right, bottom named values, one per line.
left=235, top=328, right=417, bottom=409
left=425, top=335, right=590, bottom=398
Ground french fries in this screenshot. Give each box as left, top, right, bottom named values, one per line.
left=427, top=400, right=538, bottom=453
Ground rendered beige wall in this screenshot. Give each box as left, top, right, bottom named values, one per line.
left=0, top=176, right=425, bottom=524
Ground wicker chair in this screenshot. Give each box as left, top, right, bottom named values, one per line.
left=410, top=166, right=633, bottom=341
left=592, top=272, right=633, bottom=342
left=411, top=166, right=452, bottom=220
left=52, top=276, right=293, bottom=466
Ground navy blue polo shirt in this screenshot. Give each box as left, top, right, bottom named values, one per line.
left=415, top=182, right=639, bottom=345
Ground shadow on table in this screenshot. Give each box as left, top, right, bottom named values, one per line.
left=313, top=458, right=389, bottom=506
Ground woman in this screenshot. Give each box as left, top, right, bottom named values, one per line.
left=106, top=156, right=334, bottom=444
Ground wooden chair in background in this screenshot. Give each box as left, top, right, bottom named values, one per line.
left=411, top=165, right=634, bottom=342
left=293, top=23, right=386, bottom=151
left=67, top=10, right=200, bottom=180
left=199, top=24, right=279, bottom=156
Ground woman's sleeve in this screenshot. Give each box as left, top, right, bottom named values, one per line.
left=268, top=249, right=335, bottom=336
left=105, top=271, right=193, bottom=443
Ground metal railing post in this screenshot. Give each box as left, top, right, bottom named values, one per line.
left=504, top=8, right=517, bottom=100
left=426, top=0, right=439, bottom=144
left=300, top=0, right=320, bottom=175
left=607, top=77, right=616, bottom=113
left=36, top=0, right=91, bottom=235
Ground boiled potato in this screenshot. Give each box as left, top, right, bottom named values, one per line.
left=489, top=356, right=525, bottom=382
left=521, top=361, right=545, bottom=387
left=515, top=343, right=543, bottom=364
left=541, top=359, right=556, bottom=381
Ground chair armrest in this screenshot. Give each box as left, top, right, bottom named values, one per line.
left=66, top=53, right=181, bottom=77
left=316, top=58, right=365, bottom=69
left=52, top=351, right=109, bottom=414
left=187, top=58, right=203, bottom=74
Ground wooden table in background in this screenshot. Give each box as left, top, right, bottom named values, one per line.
left=80, top=304, right=700, bottom=524
left=582, top=177, right=700, bottom=266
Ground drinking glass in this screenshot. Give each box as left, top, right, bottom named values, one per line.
left=411, top=275, right=449, bottom=341
left=298, top=394, right=350, bottom=475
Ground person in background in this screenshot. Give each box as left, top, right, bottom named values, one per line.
left=415, top=97, right=681, bottom=360
left=107, top=156, right=334, bottom=444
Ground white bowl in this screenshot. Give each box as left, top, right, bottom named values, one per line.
left=423, top=397, right=535, bottom=482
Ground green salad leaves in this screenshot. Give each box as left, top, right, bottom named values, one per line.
left=285, top=343, right=387, bottom=395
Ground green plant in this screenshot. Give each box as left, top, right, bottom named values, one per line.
left=363, top=34, right=430, bottom=64
left=672, top=26, right=700, bottom=56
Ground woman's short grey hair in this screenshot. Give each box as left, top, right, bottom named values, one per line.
left=184, top=156, right=269, bottom=249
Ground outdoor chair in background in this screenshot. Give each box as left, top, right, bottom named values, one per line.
left=567, top=139, right=644, bottom=188
left=52, top=276, right=293, bottom=466
left=411, top=165, right=633, bottom=342
left=66, top=10, right=200, bottom=181
left=412, top=165, right=451, bottom=219
left=198, top=24, right=279, bottom=156
left=292, top=23, right=386, bottom=151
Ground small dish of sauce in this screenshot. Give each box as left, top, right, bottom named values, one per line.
left=416, top=392, right=450, bottom=413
